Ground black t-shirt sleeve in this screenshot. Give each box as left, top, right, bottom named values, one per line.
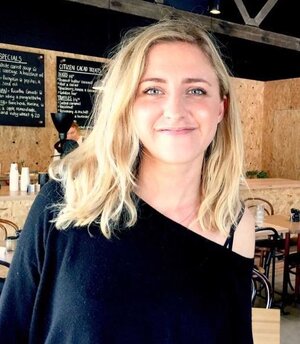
left=0, top=180, right=62, bottom=342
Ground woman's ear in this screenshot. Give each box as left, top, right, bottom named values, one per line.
left=218, top=96, right=227, bottom=123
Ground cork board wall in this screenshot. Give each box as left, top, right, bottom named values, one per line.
left=263, top=78, right=300, bottom=179
left=232, top=77, right=264, bottom=172
left=272, top=110, right=300, bottom=179
left=231, top=77, right=300, bottom=179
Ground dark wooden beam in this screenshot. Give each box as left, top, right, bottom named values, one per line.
left=65, top=0, right=300, bottom=52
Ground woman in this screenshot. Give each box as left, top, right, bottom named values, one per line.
left=53, top=121, right=83, bottom=160
left=0, top=18, right=255, bottom=343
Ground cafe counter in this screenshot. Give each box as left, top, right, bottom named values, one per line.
left=1, top=178, right=299, bottom=234
left=0, top=186, right=36, bottom=235
left=240, top=178, right=300, bottom=215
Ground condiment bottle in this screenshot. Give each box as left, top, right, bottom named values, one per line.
left=9, top=163, right=19, bottom=192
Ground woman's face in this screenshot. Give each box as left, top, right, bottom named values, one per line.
left=67, top=126, right=80, bottom=141
left=133, top=41, right=225, bottom=166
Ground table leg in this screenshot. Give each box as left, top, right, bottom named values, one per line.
left=281, top=233, right=290, bottom=312
left=295, top=234, right=300, bottom=299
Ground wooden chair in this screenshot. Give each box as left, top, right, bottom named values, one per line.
left=252, top=268, right=273, bottom=309
left=0, top=219, right=20, bottom=237
left=282, top=250, right=300, bottom=308
left=255, top=227, right=285, bottom=291
left=287, top=251, right=300, bottom=282
left=252, top=308, right=280, bottom=344
left=0, top=223, right=8, bottom=241
left=245, top=198, right=283, bottom=291
left=244, top=197, right=274, bottom=216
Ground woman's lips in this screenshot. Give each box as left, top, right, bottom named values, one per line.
left=158, top=128, right=195, bottom=135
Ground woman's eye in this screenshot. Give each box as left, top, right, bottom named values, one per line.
left=144, top=88, right=162, bottom=95
left=188, top=88, right=206, bottom=95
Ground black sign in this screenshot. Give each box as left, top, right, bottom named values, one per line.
left=56, top=57, right=103, bottom=127
left=0, top=49, right=45, bottom=127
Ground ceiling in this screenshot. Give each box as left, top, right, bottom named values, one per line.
left=163, top=0, right=299, bottom=38
left=0, top=0, right=299, bottom=81
left=155, top=0, right=300, bottom=81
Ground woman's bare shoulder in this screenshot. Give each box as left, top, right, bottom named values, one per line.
left=232, top=207, right=256, bottom=258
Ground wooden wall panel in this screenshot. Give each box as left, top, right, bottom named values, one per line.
left=290, top=78, right=300, bottom=109
left=232, top=77, right=264, bottom=172
left=263, top=78, right=300, bottom=179
left=269, top=109, right=300, bottom=179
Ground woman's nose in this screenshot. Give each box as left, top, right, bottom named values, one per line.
left=163, top=95, right=186, bottom=119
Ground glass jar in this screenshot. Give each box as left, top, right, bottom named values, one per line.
left=255, top=204, right=265, bottom=227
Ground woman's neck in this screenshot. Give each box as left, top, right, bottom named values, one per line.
left=136, top=157, right=202, bottom=218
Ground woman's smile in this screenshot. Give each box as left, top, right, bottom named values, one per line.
left=157, top=127, right=196, bottom=134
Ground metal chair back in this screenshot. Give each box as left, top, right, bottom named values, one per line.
left=252, top=268, right=273, bottom=309
left=244, top=197, right=274, bottom=216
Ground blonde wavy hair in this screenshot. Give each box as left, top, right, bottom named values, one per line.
left=50, top=17, right=244, bottom=238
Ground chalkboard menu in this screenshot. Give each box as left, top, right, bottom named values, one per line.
left=56, top=57, right=103, bottom=127
left=0, top=49, right=45, bottom=127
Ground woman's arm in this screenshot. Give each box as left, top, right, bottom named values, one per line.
left=232, top=207, right=256, bottom=258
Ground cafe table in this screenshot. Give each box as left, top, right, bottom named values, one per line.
left=262, top=215, right=300, bottom=309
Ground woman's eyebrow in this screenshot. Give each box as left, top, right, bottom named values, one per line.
left=183, top=78, right=212, bottom=86
left=140, top=77, right=166, bottom=83
left=140, top=77, right=212, bottom=86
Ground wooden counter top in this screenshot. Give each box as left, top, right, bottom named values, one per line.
left=0, top=187, right=36, bottom=232
left=241, top=178, right=300, bottom=190
left=0, top=185, right=37, bottom=201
